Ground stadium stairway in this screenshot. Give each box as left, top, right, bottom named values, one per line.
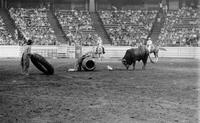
left=149, top=9, right=165, bottom=44
left=0, top=9, right=18, bottom=40
left=47, top=10, right=69, bottom=44
left=90, top=12, right=111, bottom=45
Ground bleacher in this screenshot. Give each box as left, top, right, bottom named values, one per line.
left=0, top=16, right=15, bottom=45
left=0, top=6, right=198, bottom=47
left=158, top=7, right=200, bottom=46
left=55, top=9, right=98, bottom=46
left=98, top=10, right=158, bottom=46
left=9, top=7, right=58, bottom=45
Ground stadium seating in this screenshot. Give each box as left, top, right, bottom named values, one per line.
left=4, top=7, right=199, bottom=47
left=9, top=7, right=58, bottom=45
left=55, top=10, right=98, bottom=46
left=0, top=16, right=15, bottom=45
left=158, top=7, right=200, bottom=46
left=98, top=10, right=158, bottom=46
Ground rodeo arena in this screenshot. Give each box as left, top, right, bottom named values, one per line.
left=0, top=0, right=200, bottom=122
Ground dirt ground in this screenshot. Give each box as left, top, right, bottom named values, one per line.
left=0, top=58, right=199, bottom=123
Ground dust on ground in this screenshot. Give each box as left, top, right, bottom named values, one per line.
left=0, top=58, right=199, bottom=123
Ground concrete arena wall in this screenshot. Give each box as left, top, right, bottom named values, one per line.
left=83, top=46, right=200, bottom=59
left=0, top=46, right=20, bottom=58
left=0, top=46, right=199, bottom=59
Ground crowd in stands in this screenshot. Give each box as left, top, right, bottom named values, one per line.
left=158, top=7, right=200, bottom=46
left=65, top=30, right=101, bottom=46
left=55, top=10, right=93, bottom=31
left=0, top=6, right=199, bottom=47
left=99, top=10, right=158, bottom=46
left=9, top=7, right=58, bottom=45
left=66, top=30, right=102, bottom=46
left=0, top=16, right=15, bottom=45
left=56, top=10, right=98, bottom=46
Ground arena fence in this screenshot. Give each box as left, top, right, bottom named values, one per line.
left=0, top=46, right=21, bottom=58
left=0, top=45, right=199, bottom=59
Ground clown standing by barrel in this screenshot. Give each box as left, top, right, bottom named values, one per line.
left=70, top=24, right=95, bottom=71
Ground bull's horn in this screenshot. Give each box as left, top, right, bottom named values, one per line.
left=159, top=47, right=167, bottom=51
left=122, top=59, right=126, bottom=62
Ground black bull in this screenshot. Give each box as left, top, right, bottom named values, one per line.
left=122, top=45, right=161, bottom=70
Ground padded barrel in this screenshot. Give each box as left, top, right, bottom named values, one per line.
left=82, top=57, right=95, bottom=71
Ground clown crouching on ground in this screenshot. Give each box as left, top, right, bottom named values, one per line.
left=75, top=52, right=94, bottom=71
left=69, top=24, right=97, bottom=72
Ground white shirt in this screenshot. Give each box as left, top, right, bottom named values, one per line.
left=97, top=37, right=102, bottom=46
left=23, top=45, right=31, bottom=55
left=147, top=39, right=152, bottom=45
left=160, top=3, right=163, bottom=8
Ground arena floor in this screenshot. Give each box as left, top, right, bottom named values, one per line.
left=0, top=58, right=199, bottom=123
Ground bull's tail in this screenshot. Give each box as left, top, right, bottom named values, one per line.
left=149, top=55, right=155, bottom=64
left=159, top=47, right=167, bottom=51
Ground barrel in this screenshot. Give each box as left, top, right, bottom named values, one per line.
left=82, top=57, right=96, bottom=71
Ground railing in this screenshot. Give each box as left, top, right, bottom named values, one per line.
left=0, top=45, right=199, bottom=59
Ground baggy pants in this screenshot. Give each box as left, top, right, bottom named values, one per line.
left=21, top=53, right=30, bottom=74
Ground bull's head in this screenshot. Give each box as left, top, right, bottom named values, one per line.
left=122, top=59, right=130, bottom=70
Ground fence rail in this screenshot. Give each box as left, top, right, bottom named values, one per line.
left=0, top=45, right=199, bottom=59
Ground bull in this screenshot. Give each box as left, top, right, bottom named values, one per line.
left=122, top=45, right=166, bottom=70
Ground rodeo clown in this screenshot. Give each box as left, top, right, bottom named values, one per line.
left=76, top=52, right=90, bottom=71
left=73, top=51, right=95, bottom=71
left=146, top=37, right=152, bottom=52
left=21, top=39, right=33, bottom=75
